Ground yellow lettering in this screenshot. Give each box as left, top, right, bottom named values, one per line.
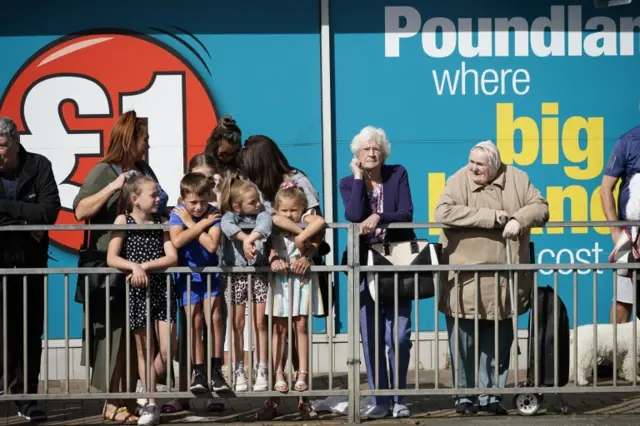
left=546, top=186, right=589, bottom=234
left=428, top=172, right=446, bottom=236
left=496, top=103, right=539, bottom=165
left=495, top=103, right=605, bottom=180
left=562, top=116, right=604, bottom=180
left=541, top=102, right=559, bottom=165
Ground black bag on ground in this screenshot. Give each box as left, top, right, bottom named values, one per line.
left=526, top=284, right=570, bottom=387
left=366, top=238, right=442, bottom=302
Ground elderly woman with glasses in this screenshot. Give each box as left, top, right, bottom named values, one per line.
left=339, top=126, right=415, bottom=419
left=434, top=141, right=549, bottom=416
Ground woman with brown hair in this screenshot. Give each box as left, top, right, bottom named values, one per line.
left=204, top=115, right=242, bottom=175
left=240, top=135, right=331, bottom=421
left=73, top=110, right=170, bottom=423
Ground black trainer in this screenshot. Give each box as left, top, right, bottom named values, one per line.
left=17, top=403, right=47, bottom=422
left=479, top=402, right=508, bottom=415
left=211, top=368, right=231, bottom=392
left=455, top=402, right=478, bottom=415
left=189, top=370, right=208, bottom=393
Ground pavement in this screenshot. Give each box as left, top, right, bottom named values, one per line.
left=0, top=370, right=639, bottom=424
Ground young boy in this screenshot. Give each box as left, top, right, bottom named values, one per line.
left=169, top=172, right=230, bottom=392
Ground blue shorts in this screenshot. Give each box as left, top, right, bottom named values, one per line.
left=177, top=274, right=222, bottom=307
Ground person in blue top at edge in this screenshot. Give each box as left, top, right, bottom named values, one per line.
left=169, top=172, right=231, bottom=398
left=601, top=125, right=640, bottom=326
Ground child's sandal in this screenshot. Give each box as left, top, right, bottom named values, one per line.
left=274, top=370, right=288, bottom=393
left=294, top=370, right=309, bottom=392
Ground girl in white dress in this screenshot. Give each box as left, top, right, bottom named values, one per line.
left=268, top=181, right=326, bottom=392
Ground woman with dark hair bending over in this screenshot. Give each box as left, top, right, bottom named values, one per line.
left=205, top=115, right=242, bottom=175
left=240, top=135, right=331, bottom=420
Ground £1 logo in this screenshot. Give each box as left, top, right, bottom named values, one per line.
left=0, top=31, right=218, bottom=251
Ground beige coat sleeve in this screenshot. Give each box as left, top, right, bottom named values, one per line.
left=434, top=172, right=497, bottom=229
left=511, top=172, right=549, bottom=229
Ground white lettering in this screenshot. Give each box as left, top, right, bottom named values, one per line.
left=458, top=18, right=493, bottom=57
left=530, top=5, right=565, bottom=57
left=432, top=68, right=460, bottom=95
left=494, top=17, right=529, bottom=57
left=432, top=62, right=530, bottom=96
left=21, top=76, right=111, bottom=209
left=121, top=73, right=185, bottom=204
left=384, top=6, right=421, bottom=57
left=385, top=5, right=640, bottom=58
left=584, top=16, right=618, bottom=56
left=422, top=18, right=457, bottom=58
left=620, top=16, right=640, bottom=55
left=537, top=243, right=604, bottom=276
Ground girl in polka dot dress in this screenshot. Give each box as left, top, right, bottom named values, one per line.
left=107, top=174, right=178, bottom=426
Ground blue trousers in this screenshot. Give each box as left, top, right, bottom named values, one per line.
left=360, top=287, right=412, bottom=406
left=445, top=316, right=514, bottom=406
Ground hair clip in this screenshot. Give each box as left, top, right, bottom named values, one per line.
left=281, top=181, right=299, bottom=190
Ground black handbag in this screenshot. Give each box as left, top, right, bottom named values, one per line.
left=365, top=238, right=442, bottom=302
left=74, top=221, right=126, bottom=305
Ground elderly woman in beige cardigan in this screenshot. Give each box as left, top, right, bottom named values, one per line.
left=434, top=141, right=549, bottom=416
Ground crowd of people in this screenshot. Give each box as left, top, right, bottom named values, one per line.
left=0, top=111, right=636, bottom=424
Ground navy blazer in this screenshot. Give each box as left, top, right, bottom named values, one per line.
left=339, top=164, right=416, bottom=250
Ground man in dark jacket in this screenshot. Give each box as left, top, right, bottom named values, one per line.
left=0, top=116, right=60, bottom=421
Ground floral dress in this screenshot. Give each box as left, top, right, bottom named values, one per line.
left=268, top=230, right=325, bottom=317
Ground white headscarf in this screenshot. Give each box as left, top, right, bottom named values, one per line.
left=471, top=140, right=502, bottom=180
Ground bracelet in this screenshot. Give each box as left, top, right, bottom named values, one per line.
left=269, top=255, right=280, bottom=264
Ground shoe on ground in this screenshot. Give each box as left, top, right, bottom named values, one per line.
left=234, top=367, right=248, bottom=392
left=392, top=403, right=411, bottom=418
left=17, top=404, right=47, bottom=422
left=364, top=404, right=389, bottom=419
left=455, top=401, right=478, bottom=415
left=137, top=404, right=159, bottom=426
left=479, top=402, right=508, bottom=415
left=211, top=368, right=231, bottom=392
left=253, top=365, right=268, bottom=391
left=189, top=370, right=209, bottom=393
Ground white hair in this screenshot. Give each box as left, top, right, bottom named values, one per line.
left=471, top=140, right=502, bottom=178
left=350, top=126, right=391, bottom=160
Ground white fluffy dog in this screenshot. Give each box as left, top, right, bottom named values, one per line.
left=569, top=318, right=640, bottom=385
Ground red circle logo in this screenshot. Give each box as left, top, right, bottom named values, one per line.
left=0, top=31, right=217, bottom=251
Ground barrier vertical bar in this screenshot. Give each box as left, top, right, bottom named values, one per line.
left=414, top=272, right=419, bottom=389
left=167, top=274, right=173, bottom=393
left=572, top=271, right=578, bottom=386
left=434, top=271, right=439, bottom=389
left=533, top=273, right=539, bottom=387
left=125, top=280, right=131, bottom=392
left=394, top=273, right=399, bottom=392
left=347, top=223, right=358, bottom=424
left=2, top=276, right=6, bottom=396
left=64, top=274, right=69, bottom=393
left=23, top=275, right=28, bottom=394
left=328, top=271, right=334, bottom=390
left=612, top=271, right=617, bottom=387
left=553, top=271, right=559, bottom=387
left=248, top=273, right=254, bottom=392
left=374, top=273, right=379, bottom=390
left=592, top=272, right=598, bottom=387
left=633, top=270, right=638, bottom=385
left=44, top=275, right=50, bottom=393
left=83, top=276, right=90, bottom=393
left=474, top=273, right=479, bottom=389
left=105, top=276, right=111, bottom=396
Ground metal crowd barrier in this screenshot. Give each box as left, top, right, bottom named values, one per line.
left=0, top=221, right=638, bottom=424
